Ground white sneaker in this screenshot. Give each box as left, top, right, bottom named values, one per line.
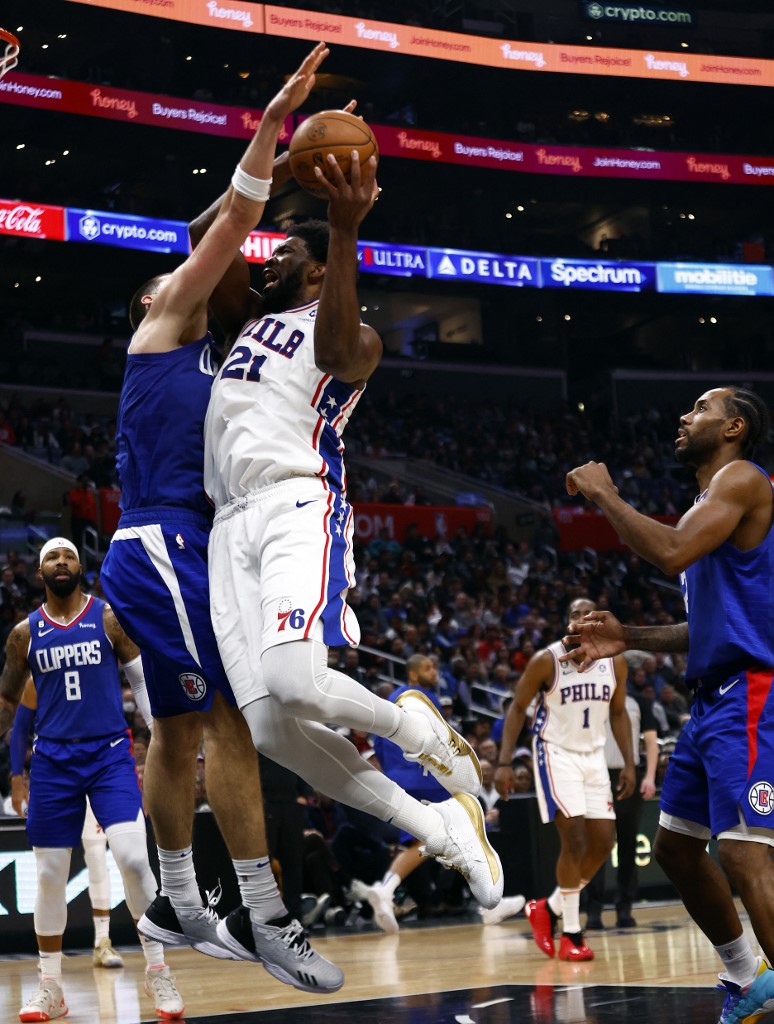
left=144, top=967, right=184, bottom=1020
left=346, top=877, right=371, bottom=903
left=93, top=937, right=124, bottom=968
left=366, top=884, right=399, bottom=934
left=479, top=894, right=526, bottom=924
left=19, top=978, right=68, bottom=1022
left=396, top=689, right=482, bottom=796
left=422, top=793, right=504, bottom=910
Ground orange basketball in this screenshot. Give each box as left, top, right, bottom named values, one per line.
left=288, top=110, right=379, bottom=198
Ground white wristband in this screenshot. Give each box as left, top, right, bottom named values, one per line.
left=231, top=165, right=272, bottom=202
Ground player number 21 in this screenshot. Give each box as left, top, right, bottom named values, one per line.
left=64, top=670, right=82, bottom=701
left=221, top=344, right=267, bottom=382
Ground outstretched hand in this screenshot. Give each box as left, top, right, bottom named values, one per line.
left=264, top=42, right=330, bottom=122
left=314, top=152, right=379, bottom=230
left=559, top=610, right=627, bottom=671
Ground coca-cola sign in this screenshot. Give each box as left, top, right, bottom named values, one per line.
left=0, top=201, right=66, bottom=240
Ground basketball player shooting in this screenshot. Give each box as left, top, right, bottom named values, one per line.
left=187, top=101, right=503, bottom=915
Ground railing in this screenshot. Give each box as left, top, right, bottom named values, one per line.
left=355, top=643, right=506, bottom=720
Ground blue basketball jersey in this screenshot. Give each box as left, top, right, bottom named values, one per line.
left=115, top=334, right=218, bottom=515
left=681, top=462, right=774, bottom=688
left=27, top=596, right=127, bottom=740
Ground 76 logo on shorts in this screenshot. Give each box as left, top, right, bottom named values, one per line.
left=277, top=598, right=306, bottom=632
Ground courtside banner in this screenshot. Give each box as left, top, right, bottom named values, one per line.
left=0, top=201, right=66, bottom=241
left=4, top=197, right=774, bottom=298
left=426, top=248, right=541, bottom=288
left=4, top=73, right=772, bottom=187
left=241, top=229, right=289, bottom=263
left=358, top=242, right=428, bottom=278
left=66, top=0, right=774, bottom=86
left=541, top=258, right=656, bottom=292
left=66, top=209, right=189, bottom=254
left=656, top=263, right=774, bottom=296
left=354, top=503, right=493, bottom=544
left=0, top=73, right=290, bottom=142
left=580, top=2, right=695, bottom=28
left=64, top=0, right=263, bottom=31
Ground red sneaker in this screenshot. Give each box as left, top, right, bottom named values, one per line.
left=525, top=898, right=556, bottom=958
left=558, top=933, right=594, bottom=962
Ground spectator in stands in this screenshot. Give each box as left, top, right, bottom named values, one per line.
left=67, top=473, right=98, bottom=554
left=0, top=409, right=16, bottom=445
left=60, top=441, right=90, bottom=477
left=0, top=566, right=23, bottom=611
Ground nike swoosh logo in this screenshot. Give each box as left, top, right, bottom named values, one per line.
left=38, top=628, right=55, bottom=637
left=110, top=737, right=124, bottom=747
left=719, top=678, right=740, bottom=696
left=296, top=499, right=317, bottom=508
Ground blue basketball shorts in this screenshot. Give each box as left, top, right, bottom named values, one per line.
left=100, top=507, right=236, bottom=718
left=660, top=668, right=774, bottom=836
left=27, top=732, right=143, bottom=847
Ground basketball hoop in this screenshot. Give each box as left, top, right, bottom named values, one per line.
left=0, top=28, right=20, bottom=81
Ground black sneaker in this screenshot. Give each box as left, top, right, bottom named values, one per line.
left=216, top=907, right=344, bottom=993
left=139, top=893, right=237, bottom=960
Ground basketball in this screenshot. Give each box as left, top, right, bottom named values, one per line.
left=288, top=110, right=379, bottom=198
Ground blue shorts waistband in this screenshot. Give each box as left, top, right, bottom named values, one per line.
left=117, top=506, right=212, bottom=529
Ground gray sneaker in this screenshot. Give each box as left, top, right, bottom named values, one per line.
left=216, top=907, right=344, bottom=993
left=138, top=892, right=238, bottom=960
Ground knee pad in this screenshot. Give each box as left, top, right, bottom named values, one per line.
left=82, top=834, right=111, bottom=909
left=105, top=812, right=158, bottom=920
left=33, top=847, right=71, bottom=936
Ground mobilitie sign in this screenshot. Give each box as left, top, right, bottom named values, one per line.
left=581, top=2, right=694, bottom=27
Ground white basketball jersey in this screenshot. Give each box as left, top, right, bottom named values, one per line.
left=532, top=641, right=617, bottom=753
left=204, top=301, right=363, bottom=508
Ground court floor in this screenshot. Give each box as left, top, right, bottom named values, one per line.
left=0, top=902, right=744, bottom=1022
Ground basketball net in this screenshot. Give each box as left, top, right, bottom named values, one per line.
left=0, top=28, right=20, bottom=81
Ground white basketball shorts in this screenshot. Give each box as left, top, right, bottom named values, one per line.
left=534, top=737, right=615, bottom=823
left=208, top=477, right=360, bottom=709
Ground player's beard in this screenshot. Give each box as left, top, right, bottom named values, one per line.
left=42, top=568, right=82, bottom=598
left=261, top=263, right=307, bottom=313
left=675, top=432, right=714, bottom=467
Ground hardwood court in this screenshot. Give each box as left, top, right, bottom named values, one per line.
left=0, top=902, right=745, bottom=1023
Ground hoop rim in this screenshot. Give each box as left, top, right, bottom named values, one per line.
left=0, top=27, right=20, bottom=50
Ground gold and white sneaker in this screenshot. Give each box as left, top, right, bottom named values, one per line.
left=144, top=966, right=184, bottom=1020
left=93, top=937, right=124, bottom=968
left=422, top=793, right=503, bottom=910
left=396, top=690, right=482, bottom=796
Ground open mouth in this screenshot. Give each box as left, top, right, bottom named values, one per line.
left=262, top=268, right=279, bottom=287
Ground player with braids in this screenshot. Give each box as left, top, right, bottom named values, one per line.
left=723, top=387, right=768, bottom=459
left=564, top=386, right=774, bottom=1024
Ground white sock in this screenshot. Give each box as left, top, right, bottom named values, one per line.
left=547, top=886, right=563, bottom=917
left=560, top=888, right=582, bottom=934
left=158, top=845, right=202, bottom=907
left=387, top=708, right=429, bottom=756
left=138, top=931, right=165, bottom=969
left=38, top=950, right=63, bottom=981
left=233, top=857, right=287, bottom=924
left=378, top=871, right=401, bottom=899
left=390, top=791, right=444, bottom=842
left=715, top=934, right=760, bottom=986
left=93, top=915, right=110, bottom=946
